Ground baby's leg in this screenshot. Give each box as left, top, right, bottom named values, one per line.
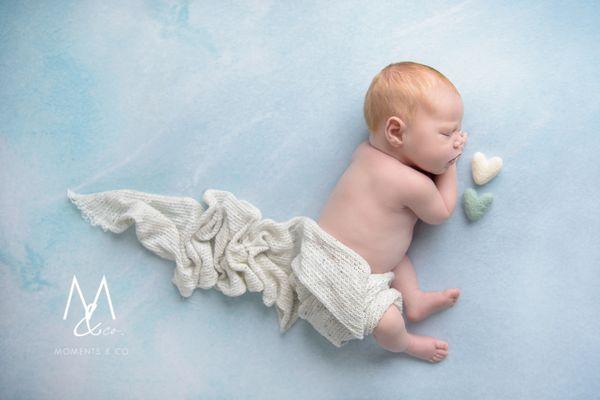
left=391, top=255, right=460, bottom=322
left=373, top=304, right=449, bottom=363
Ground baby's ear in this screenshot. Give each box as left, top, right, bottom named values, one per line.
left=385, top=117, right=407, bottom=147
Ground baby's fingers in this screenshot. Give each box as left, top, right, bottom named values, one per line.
left=460, top=130, right=468, bottom=146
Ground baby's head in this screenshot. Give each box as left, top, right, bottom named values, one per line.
left=363, top=61, right=465, bottom=175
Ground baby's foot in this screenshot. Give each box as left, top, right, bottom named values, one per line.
left=406, top=288, right=460, bottom=322
left=405, top=334, right=449, bottom=363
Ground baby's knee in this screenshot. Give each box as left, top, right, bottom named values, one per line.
left=373, top=304, right=409, bottom=352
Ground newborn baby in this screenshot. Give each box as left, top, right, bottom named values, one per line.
left=317, top=62, right=468, bottom=363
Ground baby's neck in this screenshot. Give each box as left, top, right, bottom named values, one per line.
left=367, top=135, right=414, bottom=168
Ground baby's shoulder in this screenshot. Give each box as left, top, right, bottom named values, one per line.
left=351, top=144, right=423, bottom=206
left=374, top=158, right=433, bottom=208
left=382, top=161, right=419, bottom=189
left=358, top=144, right=413, bottom=178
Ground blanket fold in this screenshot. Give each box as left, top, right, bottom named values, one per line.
left=67, top=188, right=403, bottom=347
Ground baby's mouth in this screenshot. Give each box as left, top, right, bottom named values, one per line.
left=449, top=154, right=461, bottom=164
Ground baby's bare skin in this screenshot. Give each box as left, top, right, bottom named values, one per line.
left=318, top=140, right=418, bottom=274
left=317, top=84, right=467, bottom=363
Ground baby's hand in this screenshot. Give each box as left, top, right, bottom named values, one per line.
left=451, top=130, right=468, bottom=164
left=459, top=130, right=468, bottom=150
left=454, top=130, right=468, bottom=162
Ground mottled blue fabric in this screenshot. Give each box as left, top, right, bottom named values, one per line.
left=1, top=1, right=599, bottom=399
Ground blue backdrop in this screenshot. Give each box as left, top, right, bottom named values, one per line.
left=1, top=0, right=599, bottom=399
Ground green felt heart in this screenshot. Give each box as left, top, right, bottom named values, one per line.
left=462, top=188, right=493, bottom=222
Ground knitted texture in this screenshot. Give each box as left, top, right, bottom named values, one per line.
left=66, top=188, right=403, bottom=347
left=471, top=151, right=503, bottom=185
left=462, top=188, right=494, bottom=222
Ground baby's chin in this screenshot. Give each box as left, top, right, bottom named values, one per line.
left=430, top=164, right=450, bottom=175
left=413, top=165, right=440, bottom=177
left=411, top=161, right=448, bottom=176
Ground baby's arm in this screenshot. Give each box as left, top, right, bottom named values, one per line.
left=401, top=164, right=457, bottom=225
left=433, top=163, right=458, bottom=216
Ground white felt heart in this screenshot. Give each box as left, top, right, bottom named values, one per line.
left=471, top=152, right=503, bottom=185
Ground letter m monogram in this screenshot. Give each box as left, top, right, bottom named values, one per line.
left=63, top=275, right=116, bottom=321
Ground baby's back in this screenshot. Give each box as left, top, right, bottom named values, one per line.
left=317, top=141, right=419, bottom=274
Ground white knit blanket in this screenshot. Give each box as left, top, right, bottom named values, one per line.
left=66, top=188, right=403, bottom=347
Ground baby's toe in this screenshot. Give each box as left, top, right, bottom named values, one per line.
left=435, top=341, right=449, bottom=350
left=445, top=288, right=460, bottom=304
